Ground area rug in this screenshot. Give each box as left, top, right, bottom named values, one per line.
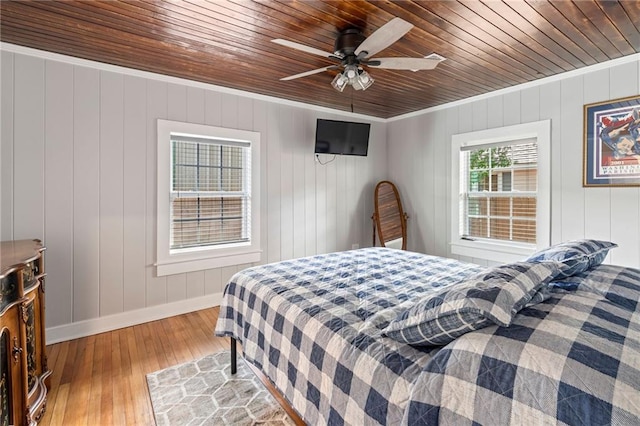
left=146, top=351, right=296, bottom=426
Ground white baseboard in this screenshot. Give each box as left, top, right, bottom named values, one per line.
left=45, top=293, right=223, bottom=344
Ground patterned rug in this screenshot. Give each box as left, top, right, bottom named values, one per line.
left=146, top=351, right=296, bottom=426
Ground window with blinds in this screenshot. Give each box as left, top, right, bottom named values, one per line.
left=157, top=119, right=261, bottom=276
left=451, top=120, right=550, bottom=263
left=170, top=136, right=251, bottom=251
left=459, top=139, right=538, bottom=244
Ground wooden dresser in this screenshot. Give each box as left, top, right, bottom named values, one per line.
left=0, top=240, right=50, bottom=425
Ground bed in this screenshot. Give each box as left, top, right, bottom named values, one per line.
left=214, top=241, right=640, bottom=425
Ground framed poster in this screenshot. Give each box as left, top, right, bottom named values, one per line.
left=583, top=94, right=640, bottom=187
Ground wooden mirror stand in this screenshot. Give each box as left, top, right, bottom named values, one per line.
left=372, top=181, right=408, bottom=250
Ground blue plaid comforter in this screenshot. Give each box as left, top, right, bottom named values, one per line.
left=406, top=263, right=640, bottom=425
left=215, top=248, right=640, bottom=425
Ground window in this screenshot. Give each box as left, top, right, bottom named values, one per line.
left=157, top=120, right=261, bottom=276
left=171, top=139, right=249, bottom=250
left=451, top=120, right=550, bottom=263
left=462, top=142, right=537, bottom=244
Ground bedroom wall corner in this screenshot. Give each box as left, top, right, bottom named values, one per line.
left=1, top=46, right=387, bottom=342
left=388, top=56, right=640, bottom=269
left=1, top=50, right=15, bottom=242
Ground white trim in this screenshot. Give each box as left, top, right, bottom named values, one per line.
left=156, top=250, right=261, bottom=276
left=389, top=53, right=640, bottom=122
left=0, top=42, right=385, bottom=123
left=450, top=241, right=534, bottom=264
left=4, top=42, right=637, bottom=123
left=45, top=293, right=222, bottom=344
left=157, top=119, right=262, bottom=276
left=450, top=120, right=551, bottom=262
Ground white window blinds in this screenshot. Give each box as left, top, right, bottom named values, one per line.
left=170, top=135, right=251, bottom=251
left=459, top=138, right=537, bottom=244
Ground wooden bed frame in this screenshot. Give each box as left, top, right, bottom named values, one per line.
left=230, top=337, right=305, bottom=425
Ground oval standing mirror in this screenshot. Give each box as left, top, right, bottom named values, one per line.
left=373, top=181, right=407, bottom=250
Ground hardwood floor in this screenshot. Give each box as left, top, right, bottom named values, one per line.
left=39, top=307, right=236, bottom=425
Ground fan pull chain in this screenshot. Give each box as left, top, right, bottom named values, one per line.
left=351, top=89, right=354, bottom=113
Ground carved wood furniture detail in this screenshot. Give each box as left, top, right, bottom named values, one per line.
left=372, top=181, right=408, bottom=250
left=0, top=239, right=49, bottom=426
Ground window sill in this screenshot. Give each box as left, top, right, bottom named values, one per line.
left=451, top=239, right=535, bottom=263
left=156, top=249, right=261, bottom=276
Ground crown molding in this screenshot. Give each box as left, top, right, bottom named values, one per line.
left=0, top=42, right=386, bottom=123
left=3, top=42, right=639, bottom=123
left=389, top=53, right=640, bottom=122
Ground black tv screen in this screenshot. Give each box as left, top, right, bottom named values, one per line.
left=315, top=119, right=370, bottom=156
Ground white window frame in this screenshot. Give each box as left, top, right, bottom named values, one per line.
left=157, top=119, right=261, bottom=276
left=450, top=120, right=551, bottom=263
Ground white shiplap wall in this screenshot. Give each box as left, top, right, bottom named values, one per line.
left=0, top=49, right=387, bottom=342
left=388, top=58, right=640, bottom=268
left=3, top=44, right=639, bottom=342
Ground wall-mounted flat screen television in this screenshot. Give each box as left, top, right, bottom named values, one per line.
left=314, top=119, right=370, bottom=156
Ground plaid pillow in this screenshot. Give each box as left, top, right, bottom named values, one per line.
left=526, top=239, right=617, bottom=278
left=382, top=262, right=560, bottom=346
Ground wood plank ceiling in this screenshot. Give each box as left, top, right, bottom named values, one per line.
left=1, top=1, right=639, bottom=119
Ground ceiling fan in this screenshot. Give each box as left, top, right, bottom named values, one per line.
left=272, top=17, right=445, bottom=92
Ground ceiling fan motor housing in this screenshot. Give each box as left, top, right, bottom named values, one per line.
left=334, top=29, right=365, bottom=57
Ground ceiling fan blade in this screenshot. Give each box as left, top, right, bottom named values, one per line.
left=280, top=66, right=336, bottom=81
left=271, top=39, right=337, bottom=58
left=355, top=17, right=414, bottom=58
left=368, top=57, right=442, bottom=70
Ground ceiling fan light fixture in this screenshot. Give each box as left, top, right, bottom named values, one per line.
left=356, top=70, right=374, bottom=90
left=331, top=73, right=348, bottom=92
left=332, top=66, right=374, bottom=92
left=345, top=65, right=358, bottom=80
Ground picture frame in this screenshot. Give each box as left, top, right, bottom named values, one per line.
left=583, top=94, right=640, bottom=187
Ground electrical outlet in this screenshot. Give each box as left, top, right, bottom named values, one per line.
left=351, top=244, right=360, bottom=250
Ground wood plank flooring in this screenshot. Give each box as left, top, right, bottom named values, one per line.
left=38, top=307, right=303, bottom=425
